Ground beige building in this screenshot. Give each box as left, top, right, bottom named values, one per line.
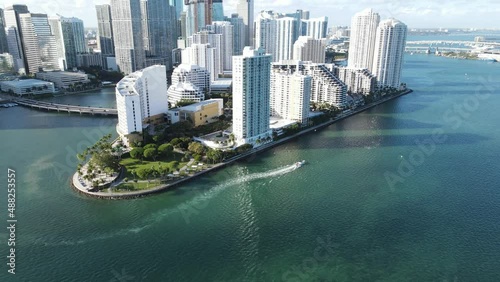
left=168, top=99, right=223, bottom=127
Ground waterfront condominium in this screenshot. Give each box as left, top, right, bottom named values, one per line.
left=293, top=36, right=326, bottom=63
left=110, top=0, right=145, bottom=75
left=115, top=65, right=168, bottom=144
left=335, top=67, right=377, bottom=95
left=372, top=18, right=408, bottom=88
left=275, top=17, right=300, bottom=62
left=270, top=66, right=312, bottom=125
left=232, top=47, right=272, bottom=145
left=272, top=60, right=347, bottom=107
left=235, top=0, right=254, bottom=47
left=347, top=8, right=380, bottom=71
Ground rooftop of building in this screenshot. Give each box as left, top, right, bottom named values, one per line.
left=175, top=99, right=223, bottom=112
left=1, top=79, right=53, bottom=87
left=37, top=71, right=88, bottom=78
left=116, top=65, right=166, bottom=97
left=210, top=78, right=232, bottom=88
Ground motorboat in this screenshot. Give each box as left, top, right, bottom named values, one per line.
left=295, top=160, right=306, bottom=168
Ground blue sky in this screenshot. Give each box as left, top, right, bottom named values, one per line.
left=2, top=0, right=499, bottom=29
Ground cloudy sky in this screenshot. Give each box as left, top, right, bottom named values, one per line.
left=2, top=0, right=499, bottom=29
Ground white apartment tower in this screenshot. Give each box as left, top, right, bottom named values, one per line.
left=270, top=70, right=311, bottom=125
left=182, top=43, right=218, bottom=82
left=302, top=16, right=328, bottom=39
left=168, top=63, right=210, bottom=105
left=208, top=21, right=234, bottom=71
left=272, top=60, right=347, bottom=107
left=115, top=65, right=168, bottom=142
left=232, top=47, right=272, bottom=145
left=372, top=18, right=408, bottom=88
left=255, top=10, right=278, bottom=61
left=275, top=17, right=299, bottom=62
left=347, top=9, right=380, bottom=71
left=293, top=36, right=326, bottom=63
left=110, top=0, right=145, bottom=74
left=336, top=67, right=377, bottom=95
left=189, top=31, right=223, bottom=79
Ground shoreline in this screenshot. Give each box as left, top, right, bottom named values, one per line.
left=71, top=89, right=414, bottom=199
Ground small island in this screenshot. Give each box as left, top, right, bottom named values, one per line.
left=72, top=86, right=413, bottom=199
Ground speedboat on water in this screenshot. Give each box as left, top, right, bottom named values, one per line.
left=294, top=160, right=306, bottom=168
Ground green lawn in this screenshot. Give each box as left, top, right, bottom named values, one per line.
left=112, top=180, right=162, bottom=192
left=119, top=152, right=188, bottom=178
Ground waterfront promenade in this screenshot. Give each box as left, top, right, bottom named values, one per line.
left=72, top=89, right=413, bottom=199
left=0, top=94, right=117, bottom=116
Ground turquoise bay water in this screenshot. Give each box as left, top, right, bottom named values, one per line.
left=1, top=55, right=500, bottom=281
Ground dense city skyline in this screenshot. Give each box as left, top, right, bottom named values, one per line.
left=2, top=0, right=500, bottom=29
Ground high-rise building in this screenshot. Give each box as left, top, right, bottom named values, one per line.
left=302, top=16, right=328, bottom=39
left=372, top=18, right=407, bottom=88
left=110, top=0, right=145, bottom=74
left=235, top=0, right=253, bottom=47
left=0, top=8, right=9, bottom=54
left=275, top=17, right=299, bottom=62
left=229, top=14, right=245, bottom=55
left=232, top=47, right=272, bottom=145
left=212, top=0, right=224, bottom=22
left=169, top=0, right=184, bottom=19
left=293, top=36, right=325, bottom=63
left=255, top=10, right=278, bottom=60
left=272, top=60, right=347, bottom=107
left=347, top=9, right=380, bottom=71
left=31, top=13, right=60, bottom=71
left=141, top=0, right=177, bottom=70
left=4, top=5, right=30, bottom=73
left=182, top=43, right=217, bottom=82
left=48, top=17, right=66, bottom=70
left=56, top=16, right=86, bottom=70
left=18, top=13, right=42, bottom=73
left=208, top=21, right=233, bottom=71
left=185, top=0, right=214, bottom=38
left=336, top=67, right=376, bottom=95
left=171, top=63, right=210, bottom=93
left=115, top=65, right=168, bottom=143
left=96, top=5, right=115, bottom=57
left=270, top=68, right=311, bottom=125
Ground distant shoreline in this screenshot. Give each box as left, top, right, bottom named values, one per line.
left=71, top=88, right=413, bottom=200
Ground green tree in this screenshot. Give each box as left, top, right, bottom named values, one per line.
left=143, top=148, right=158, bottom=161
left=158, top=143, right=174, bottom=157
left=188, top=142, right=205, bottom=155
left=130, top=147, right=144, bottom=160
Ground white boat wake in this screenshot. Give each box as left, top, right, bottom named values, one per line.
left=38, top=163, right=301, bottom=246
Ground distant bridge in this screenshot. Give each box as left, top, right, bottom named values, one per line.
left=405, top=46, right=472, bottom=53
left=1, top=95, right=117, bottom=116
